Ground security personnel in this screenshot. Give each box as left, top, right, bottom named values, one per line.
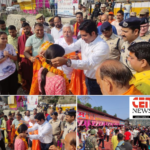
left=69, top=106, right=75, bottom=110
left=62, top=110, right=76, bottom=140
left=49, top=112, right=64, bottom=146
left=119, top=17, right=145, bottom=73
left=100, top=22, right=123, bottom=60
left=140, top=17, right=150, bottom=42
left=100, top=4, right=108, bottom=14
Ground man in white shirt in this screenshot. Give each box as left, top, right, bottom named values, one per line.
left=24, top=110, right=30, bottom=122
left=28, top=113, right=53, bottom=150
left=123, top=0, right=132, bottom=19
left=81, top=126, right=86, bottom=149
left=55, top=24, right=77, bottom=80
left=106, top=127, right=110, bottom=142
left=50, top=20, right=109, bottom=95
left=51, top=16, right=63, bottom=42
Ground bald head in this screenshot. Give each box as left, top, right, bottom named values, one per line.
left=65, top=132, right=76, bottom=150
left=96, top=59, right=133, bottom=95
left=101, top=14, right=108, bottom=24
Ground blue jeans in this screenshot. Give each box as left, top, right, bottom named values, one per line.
left=124, top=13, right=130, bottom=20
left=81, top=141, right=85, bottom=150
left=40, top=142, right=53, bottom=150
left=85, top=77, right=102, bottom=95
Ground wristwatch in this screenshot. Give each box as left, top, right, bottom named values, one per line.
left=66, top=59, right=72, bottom=67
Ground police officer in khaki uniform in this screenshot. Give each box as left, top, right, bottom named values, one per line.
left=49, top=112, right=64, bottom=146
left=100, top=4, right=108, bottom=15
left=140, top=17, right=150, bottom=42
left=119, top=17, right=145, bottom=73
left=62, top=110, right=76, bottom=140
left=100, top=22, right=123, bottom=60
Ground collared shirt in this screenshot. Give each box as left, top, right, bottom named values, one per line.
left=25, top=33, right=54, bottom=56
left=28, top=121, right=52, bottom=144
left=55, top=37, right=77, bottom=79
left=129, top=70, right=150, bottom=95
left=47, top=115, right=52, bottom=122
left=120, top=36, right=144, bottom=74
left=115, top=141, right=125, bottom=150
left=8, top=35, right=18, bottom=52
left=64, top=36, right=109, bottom=79
left=51, top=26, right=63, bottom=42
left=98, top=24, right=117, bottom=35
left=63, top=120, right=76, bottom=139
left=101, top=33, right=123, bottom=60
left=111, top=20, right=122, bottom=36
left=49, top=119, right=63, bottom=135
left=24, top=116, right=30, bottom=122
left=140, top=31, right=150, bottom=42
left=58, top=113, right=65, bottom=121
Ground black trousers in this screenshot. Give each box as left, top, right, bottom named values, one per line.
left=134, top=137, right=138, bottom=145
left=107, top=135, right=109, bottom=142
left=98, top=139, right=104, bottom=148
left=141, top=143, right=148, bottom=150
left=0, top=70, right=18, bottom=94
left=0, top=138, right=6, bottom=150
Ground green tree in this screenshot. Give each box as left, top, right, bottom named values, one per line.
left=93, top=106, right=103, bottom=112
left=114, top=114, right=117, bottom=117
left=85, top=103, right=92, bottom=108
left=102, top=110, right=107, bottom=114
left=78, top=99, right=82, bottom=104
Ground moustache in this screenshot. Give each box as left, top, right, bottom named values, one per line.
left=122, top=35, right=126, bottom=38
left=64, top=35, right=70, bottom=38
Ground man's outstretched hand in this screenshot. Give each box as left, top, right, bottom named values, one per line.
left=51, top=57, right=68, bottom=67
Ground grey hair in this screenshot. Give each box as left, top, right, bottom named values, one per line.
left=30, top=115, right=35, bottom=121
left=63, top=24, right=74, bottom=32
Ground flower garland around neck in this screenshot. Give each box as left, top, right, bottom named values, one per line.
left=41, top=57, right=70, bottom=94
left=15, top=123, right=28, bottom=150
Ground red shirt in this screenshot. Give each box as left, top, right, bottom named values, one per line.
left=98, top=129, right=104, bottom=139
left=97, top=22, right=102, bottom=27
left=124, top=131, right=131, bottom=140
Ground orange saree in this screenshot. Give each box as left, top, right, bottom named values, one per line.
left=11, top=125, right=16, bottom=144
left=69, top=53, right=87, bottom=95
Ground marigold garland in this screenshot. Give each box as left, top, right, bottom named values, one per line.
left=15, top=123, right=28, bottom=150
left=40, top=57, right=70, bottom=94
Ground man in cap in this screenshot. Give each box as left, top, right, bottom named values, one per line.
left=91, top=2, right=100, bottom=21
left=119, top=17, right=144, bottom=73
left=19, top=17, right=26, bottom=36
left=62, top=110, right=76, bottom=140
left=49, top=112, right=64, bottom=146
left=101, top=4, right=108, bottom=14
left=111, top=10, right=124, bottom=36
left=130, top=12, right=136, bottom=17
left=140, top=17, right=150, bottom=42
left=32, top=14, right=50, bottom=34
left=24, top=23, right=54, bottom=62
left=108, top=12, right=115, bottom=23
left=48, top=17, right=54, bottom=30
left=82, top=5, right=89, bottom=20
left=85, top=129, right=98, bottom=150
left=100, top=22, right=123, bottom=60
left=107, top=2, right=113, bottom=12
left=97, top=14, right=117, bottom=35
left=123, top=0, right=132, bottom=20
left=139, top=9, right=149, bottom=18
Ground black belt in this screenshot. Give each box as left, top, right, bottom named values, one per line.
left=86, top=76, right=96, bottom=81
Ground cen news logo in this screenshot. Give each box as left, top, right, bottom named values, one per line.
left=129, top=97, right=150, bottom=119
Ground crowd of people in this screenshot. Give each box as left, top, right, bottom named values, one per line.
left=0, top=105, right=76, bottom=150
left=77, top=125, right=150, bottom=150
left=0, top=0, right=150, bottom=95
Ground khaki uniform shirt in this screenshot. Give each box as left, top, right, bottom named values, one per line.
left=58, top=113, right=65, bottom=121
left=140, top=31, right=150, bottom=42
left=62, top=120, right=76, bottom=139
left=101, top=10, right=109, bottom=15
left=111, top=20, right=122, bottom=36
left=120, top=36, right=144, bottom=74
left=101, top=33, right=123, bottom=60
left=49, top=119, right=63, bottom=135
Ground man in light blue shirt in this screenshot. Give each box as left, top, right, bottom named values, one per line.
left=123, top=0, right=132, bottom=19
left=24, top=23, right=54, bottom=62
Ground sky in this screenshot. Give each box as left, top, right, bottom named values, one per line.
left=78, top=96, right=130, bottom=120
